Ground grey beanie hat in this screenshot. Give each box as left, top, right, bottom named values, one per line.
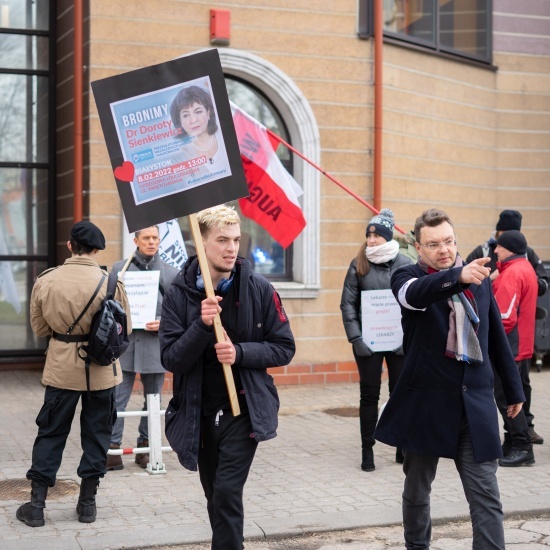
left=366, top=208, right=395, bottom=242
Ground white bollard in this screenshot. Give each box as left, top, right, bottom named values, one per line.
left=108, top=393, right=173, bottom=474
left=146, top=393, right=168, bottom=474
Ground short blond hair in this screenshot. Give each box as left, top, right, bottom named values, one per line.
left=196, top=204, right=240, bottom=237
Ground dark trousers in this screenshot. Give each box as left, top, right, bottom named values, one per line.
left=493, top=364, right=531, bottom=450
left=402, top=419, right=504, bottom=549
left=111, top=371, right=165, bottom=445
left=198, top=410, right=258, bottom=550
left=27, top=386, right=116, bottom=487
left=517, top=359, right=534, bottom=427
left=354, top=350, right=404, bottom=449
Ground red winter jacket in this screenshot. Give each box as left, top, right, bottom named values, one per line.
left=493, top=256, right=537, bottom=360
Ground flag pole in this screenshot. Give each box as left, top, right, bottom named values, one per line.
left=188, top=213, right=241, bottom=417
left=266, top=129, right=406, bottom=235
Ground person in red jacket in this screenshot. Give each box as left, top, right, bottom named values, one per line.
left=493, top=230, right=538, bottom=467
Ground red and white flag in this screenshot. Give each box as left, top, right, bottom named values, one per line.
left=231, top=103, right=306, bottom=249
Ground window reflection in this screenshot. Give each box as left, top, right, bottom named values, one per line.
left=0, top=34, right=49, bottom=70
left=439, top=0, right=488, bottom=59
left=382, top=0, right=489, bottom=61
left=0, top=75, right=49, bottom=163
left=384, top=0, right=435, bottom=43
left=0, top=260, right=48, bottom=352
left=0, top=168, right=49, bottom=256
left=0, top=0, right=49, bottom=31
left=223, top=77, right=294, bottom=281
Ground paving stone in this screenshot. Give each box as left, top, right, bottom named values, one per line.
left=1, top=369, right=550, bottom=549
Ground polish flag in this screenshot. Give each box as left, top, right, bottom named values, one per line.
left=231, top=103, right=306, bottom=249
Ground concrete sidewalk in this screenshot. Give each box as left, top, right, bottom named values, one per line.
left=1, top=368, right=549, bottom=550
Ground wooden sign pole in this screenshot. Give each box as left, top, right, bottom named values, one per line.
left=189, top=213, right=241, bottom=417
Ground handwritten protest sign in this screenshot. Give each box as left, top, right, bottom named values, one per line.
left=120, top=271, right=160, bottom=329
left=91, top=49, right=248, bottom=232
left=361, top=289, right=403, bottom=352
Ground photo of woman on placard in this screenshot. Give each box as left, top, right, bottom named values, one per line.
left=169, top=85, right=231, bottom=182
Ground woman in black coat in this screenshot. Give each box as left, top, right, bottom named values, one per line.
left=340, top=209, right=413, bottom=471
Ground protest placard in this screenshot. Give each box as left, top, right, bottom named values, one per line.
left=120, top=271, right=160, bottom=329
left=93, top=49, right=247, bottom=417
left=361, top=289, right=403, bottom=352
left=91, top=49, right=248, bottom=232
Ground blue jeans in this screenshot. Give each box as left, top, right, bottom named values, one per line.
left=402, top=419, right=505, bottom=549
left=110, top=371, right=165, bottom=445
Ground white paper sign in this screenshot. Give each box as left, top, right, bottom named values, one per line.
left=361, top=289, right=403, bottom=352
left=120, top=271, right=160, bottom=329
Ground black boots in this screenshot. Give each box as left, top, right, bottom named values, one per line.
left=498, top=448, right=535, bottom=467
left=17, top=478, right=99, bottom=526
left=361, top=447, right=375, bottom=472
left=16, top=481, right=48, bottom=527
left=77, top=478, right=100, bottom=523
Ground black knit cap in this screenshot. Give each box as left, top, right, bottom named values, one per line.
left=497, top=230, right=527, bottom=256
left=366, top=208, right=395, bottom=242
left=496, top=209, right=522, bottom=231
left=70, top=221, right=106, bottom=250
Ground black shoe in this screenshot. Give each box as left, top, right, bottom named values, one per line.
left=498, top=448, right=535, bottom=467
left=77, top=478, right=99, bottom=523
left=528, top=428, right=544, bottom=445
left=16, top=481, right=48, bottom=527
left=361, top=447, right=375, bottom=472
left=502, top=435, right=513, bottom=456
left=396, top=448, right=404, bottom=464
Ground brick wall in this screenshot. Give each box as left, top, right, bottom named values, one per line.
left=132, top=361, right=362, bottom=394
left=78, top=0, right=550, bottom=377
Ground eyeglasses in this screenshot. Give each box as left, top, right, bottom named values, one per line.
left=419, top=239, right=457, bottom=251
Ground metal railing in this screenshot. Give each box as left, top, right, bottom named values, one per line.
left=107, top=393, right=172, bottom=474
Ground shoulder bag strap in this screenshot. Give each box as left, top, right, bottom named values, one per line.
left=106, top=270, right=118, bottom=299
left=66, top=273, right=107, bottom=335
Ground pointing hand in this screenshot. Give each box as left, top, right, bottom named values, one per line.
left=459, top=257, right=491, bottom=285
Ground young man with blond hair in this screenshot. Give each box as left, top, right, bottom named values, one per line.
left=160, top=204, right=295, bottom=550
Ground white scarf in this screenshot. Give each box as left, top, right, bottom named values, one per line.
left=366, top=239, right=400, bottom=264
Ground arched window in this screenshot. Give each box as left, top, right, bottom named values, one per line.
left=122, top=50, right=321, bottom=298
left=219, top=49, right=321, bottom=298
left=176, top=76, right=295, bottom=280
left=225, top=76, right=294, bottom=281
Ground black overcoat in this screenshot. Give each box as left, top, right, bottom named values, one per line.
left=375, top=264, right=525, bottom=463
left=159, top=256, right=295, bottom=471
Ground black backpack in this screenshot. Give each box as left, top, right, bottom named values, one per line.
left=79, top=269, right=129, bottom=362
left=55, top=271, right=129, bottom=392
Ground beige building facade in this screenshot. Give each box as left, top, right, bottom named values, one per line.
left=2, top=1, right=549, bottom=382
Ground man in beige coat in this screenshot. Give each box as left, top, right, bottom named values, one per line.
left=16, top=221, right=131, bottom=528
